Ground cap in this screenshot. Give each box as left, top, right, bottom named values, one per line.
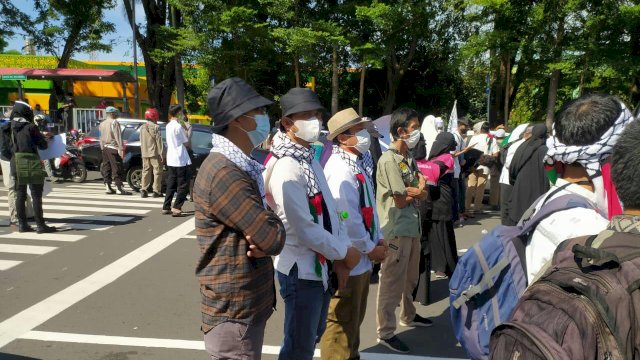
left=280, top=88, right=324, bottom=117
left=207, top=77, right=273, bottom=132
left=327, top=108, right=369, bottom=141
left=105, top=106, right=118, bottom=114
left=493, top=129, right=506, bottom=139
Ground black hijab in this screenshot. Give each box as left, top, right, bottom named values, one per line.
left=9, top=101, right=34, bottom=123
left=509, top=124, right=547, bottom=184
left=428, top=132, right=456, bottom=160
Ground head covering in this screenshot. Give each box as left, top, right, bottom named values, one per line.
left=545, top=100, right=635, bottom=218
left=421, top=115, right=438, bottom=157
left=327, top=108, right=368, bottom=141
left=493, top=129, right=506, bottom=139
left=428, top=132, right=457, bottom=160
left=510, top=124, right=547, bottom=183
left=105, top=106, right=118, bottom=114
left=473, top=121, right=485, bottom=133
left=10, top=101, right=33, bottom=122
left=507, top=123, right=530, bottom=144
left=207, top=77, right=273, bottom=132
left=280, top=88, right=324, bottom=117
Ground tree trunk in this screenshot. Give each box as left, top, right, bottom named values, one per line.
left=171, top=6, right=185, bottom=106
left=503, top=55, right=511, bottom=125
left=546, top=69, right=560, bottom=130
left=545, top=15, right=565, bottom=130
left=331, top=45, right=339, bottom=115
left=293, top=55, right=300, bottom=87
left=358, top=61, right=366, bottom=115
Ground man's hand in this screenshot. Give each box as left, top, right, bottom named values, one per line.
left=333, top=260, right=350, bottom=290
left=119, top=150, right=124, bottom=159
left=44, top=132, right=53, bottom=141
left=417, top=172, right=426, bottom=190
left=343, top=247, right=360, bottom=269
left=368, top=243, right=387, bottom=262
left=246, top=235, right=267, bottom=258
left=406, top=187, right=422, bottom=198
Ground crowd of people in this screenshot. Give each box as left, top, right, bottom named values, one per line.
left=194, top=76, right=640, bottom=360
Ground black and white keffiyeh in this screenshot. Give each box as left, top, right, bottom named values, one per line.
left=333, top=145, right=375, bottom=199
left=361, top=151, right=375, bottom=179
left=271, top=131, right=320, bottom=196
left=544, top=101, right=635, bottom=177
left=211, top=134, right=266, bottom=205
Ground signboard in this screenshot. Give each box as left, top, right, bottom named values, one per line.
left=1, top=74, right=27, bottom=81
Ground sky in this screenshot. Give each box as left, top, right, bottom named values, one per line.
left=5, top=1, right=145, bottom=62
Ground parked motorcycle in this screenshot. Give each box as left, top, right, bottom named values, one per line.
left=51, top=145, right=87, bottom=183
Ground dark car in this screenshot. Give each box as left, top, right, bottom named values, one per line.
left=124, top=124, right=269, bottom=191
left=79, top=119, right=147, bottom=171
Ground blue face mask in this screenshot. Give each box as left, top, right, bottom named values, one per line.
left=242, top=113, right=271, bottom=148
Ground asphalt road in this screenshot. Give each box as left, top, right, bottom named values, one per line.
left=0, top=172, right=500, bottom=360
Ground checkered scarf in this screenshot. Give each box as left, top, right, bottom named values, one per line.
left=211, top=134, right=266, bottom=206
left=544, top=101, right=634, bottom=177
left=332, top=145, right=374, bottom=189
left=271, top=131, right=320, bottom=196
left=362, top=151, right=375, bottom=179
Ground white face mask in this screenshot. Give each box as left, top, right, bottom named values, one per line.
left=293, top=117, right=321, bottom=143
left=404, top=129, right=421, bottom=149
left=345, top=129, right=371, bottom=154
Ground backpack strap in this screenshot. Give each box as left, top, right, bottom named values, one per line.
left=519, top=191, right=595, bottom=236
left=451, top=254, right=511, bottom=309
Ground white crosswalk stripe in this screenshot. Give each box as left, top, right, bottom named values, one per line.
left=0, top=181, right=171, bottom=271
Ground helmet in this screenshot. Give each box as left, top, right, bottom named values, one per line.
left=145, top=108, right=159, bottom=122
left=69, top=129, right=79, bottom=139
left=34, top=114, right=46, bottom=124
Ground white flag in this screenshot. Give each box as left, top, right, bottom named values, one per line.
left=447, top=100, right=458, bottom=133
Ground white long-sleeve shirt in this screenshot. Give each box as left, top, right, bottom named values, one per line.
left=264, top=155, right=350, bottom=290
left=324, top=151, right=382, bottom=276
left=165, top=120, right=191, bottom=167
left=525, top=179, right=609, bottom=283
left=499, top=138, right=525, bottom=185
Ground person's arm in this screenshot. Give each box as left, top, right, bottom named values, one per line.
left=270, top=159, right=348, bottom=260
left=31, top=125, right=48, bottom=150
left=379, top=160, right=415, bottom=208
left=113, top=121, right=124, bottom=154
left=174, top=124, right=189, bottom=145
left=205, top=163, right=286, bottom=256
left=155, top=126, right=164, bottom=157
left=325, top=164, right=377, bottom=258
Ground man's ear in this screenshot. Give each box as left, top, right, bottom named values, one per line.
left=281, top=117, right=294, bottom=131
left=396, top=127, right=405, bottom=138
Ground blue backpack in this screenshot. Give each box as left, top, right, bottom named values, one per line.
left=449, top=191, right=596, bottom=360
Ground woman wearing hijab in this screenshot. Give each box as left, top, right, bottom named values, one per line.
left=420, top=132, right=458, bottom=291
left=507, top=123, right=550, bottom=224
left=9, top=101, right=56, bottom=233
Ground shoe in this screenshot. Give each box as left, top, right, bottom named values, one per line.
left=435, top=271, right=448, bottom=279
left=140, top=190, right=148, bottom=198
left=152, top=192, right=163, bottom=198
left=105, top=183, right=116, bottom=194
left=377, top=336, right=409, bottom=354
left=18, top=224, right=34, bottom=233
left=162, top=209, right=171, bottom=215
left=116, top=185, right=131, bottom=195
left=36, top=225, right=57, bottom=234
left=399, top=314, right=434, bottom=328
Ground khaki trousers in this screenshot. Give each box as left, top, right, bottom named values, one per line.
left=465, top=170, right=488, bottom=212
left=376, top=236, right=420, bottom=340
left=320, top=271, right=371, bottom=360
left=141, top=156, right=163, bottom=193
left=1, top=159, right=33, bottom=223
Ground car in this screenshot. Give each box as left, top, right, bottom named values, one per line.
left=123, top=124, right=270, bottom=191
left=78, top=119, right=147, bottom=171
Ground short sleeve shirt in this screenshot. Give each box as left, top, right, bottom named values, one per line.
left=376, top=143, right=421, bottom=240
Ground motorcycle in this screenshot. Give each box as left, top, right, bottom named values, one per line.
left=51, top=145, right=87, bottom=183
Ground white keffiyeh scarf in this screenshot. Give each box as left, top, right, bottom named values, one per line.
left=544, top=100, right=636, bottom=215
left=211, top=134, right=266, bottom=206
left=271, top=131, right=320, bottom=196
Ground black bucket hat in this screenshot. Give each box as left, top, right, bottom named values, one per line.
left=280, top=88, right=324, bottom=117
left=207, top=77, right=273, bottom=132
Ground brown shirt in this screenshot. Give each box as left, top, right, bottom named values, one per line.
left=194, top=152, right=286, bottom=332
left=140, top=121, right=163, bottom=157
left=98, top=117, right=123, bottom=151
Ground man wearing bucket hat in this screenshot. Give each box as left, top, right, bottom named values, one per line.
left=194, top=77, right=286, bottom=360
left=99, top=106, right=130, bottom=195
left=264, top=88, right=360, bottom=360
left=320, top=108, right=388, bottom=360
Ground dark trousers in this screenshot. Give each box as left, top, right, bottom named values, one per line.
left=163, top=165, right=190, bottom=210
left=500, top=183, right=515, bottom=226
left=101, top=148, right=124, bottom=186
left=16, top=183, right=44, bottom=225
left=451, top=178, right=460, bottom=221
